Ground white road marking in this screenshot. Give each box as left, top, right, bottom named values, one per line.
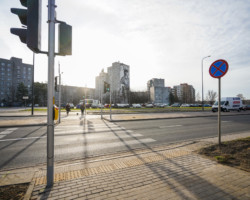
left=0, top=128, right=18, bottom=139
left=55, top=128, right=134, bottom=134
left=159, top=125, right=183, bottom=129
left=55, top=138, right=156, bottom=154
left=0, top=136, right=46, bottom=142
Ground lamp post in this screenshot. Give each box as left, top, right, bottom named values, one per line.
left=202, top=55, right=211, bottom=111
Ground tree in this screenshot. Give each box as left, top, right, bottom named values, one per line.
left=16, top=82, right=28, bottom=102
left=169, top=92, right=175, bottom=105
left=34, top=82, right=47, bottom=106
left=206, top=90, right=217, bottom=105
left=129, top=91, right=149, bottom=104
left=196, top=92, right=201, bottom=102
left=236, top=94, right=245, bottom=100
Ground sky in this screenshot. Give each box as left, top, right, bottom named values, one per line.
left=1, top=0, right=250, bottom=99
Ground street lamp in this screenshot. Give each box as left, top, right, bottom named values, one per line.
left=202, top=55, right=211, bottom=111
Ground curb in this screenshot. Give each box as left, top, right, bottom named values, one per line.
left=103, top=112, right=250, bottom=122
left=0, top=123, right=47, bottom=129
left=23, top=180, right=35, bottom=200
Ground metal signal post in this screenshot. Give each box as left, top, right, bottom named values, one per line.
left=47, top=0, right=56, bottom=187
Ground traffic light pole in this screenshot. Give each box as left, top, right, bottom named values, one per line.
left=47, top=0, right=56, bottom=187
left=31, top=53, right=35, bottom=115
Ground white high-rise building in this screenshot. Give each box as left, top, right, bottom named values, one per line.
left=95, top=62, right=130, bottom=104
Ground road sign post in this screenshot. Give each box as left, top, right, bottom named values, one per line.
left=218, top=78, right=221, bottom=145
left=209, top=59, right=229, bottom=146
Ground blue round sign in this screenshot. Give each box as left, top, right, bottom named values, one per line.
left=209, top=59, right=229, bottom=78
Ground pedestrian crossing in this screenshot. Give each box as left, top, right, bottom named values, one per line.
left=54, top=119, right=156, bottom=154
left=0, top=128, right=18, bottom=139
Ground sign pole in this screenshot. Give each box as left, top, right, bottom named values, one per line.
left=47, top=0, right=56, bottom=187
left=209, top=59, right=228, bottom=147
left=110, top=74, right=112, bottom=121
left=218, top=78, right=221, bottom=146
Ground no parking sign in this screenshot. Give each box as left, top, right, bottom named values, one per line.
left=209, top=59, right=229, bottom=79
left=209, top=59, right=229, bottom=145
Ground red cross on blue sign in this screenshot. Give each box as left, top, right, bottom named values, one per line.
left=209, top=59, right=229, bottom=78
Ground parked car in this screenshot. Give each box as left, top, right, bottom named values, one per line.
left=104, top=104, right=110, bottom=108
left=154, top=103, right=165, bottom=108
left=180, top=104, right=190, bottom=107
left=171, top=103, right=180, bottom=107
left=190, top=104, right=200, bottom=107
left=69, top=103, right=74, bottom=109
left=145, top=104, right=154, bottom=108
left=34, top=104, right=39, bottom=107
left=241, top=104, right=250, bottom=111
left=245, top=105, right=250, bottom=110
left=132, top=104, right=142, bottom=108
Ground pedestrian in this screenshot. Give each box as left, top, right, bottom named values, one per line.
left=80, top=103, right=85, bottom=116
left=66, top=103, right=70, bottom=116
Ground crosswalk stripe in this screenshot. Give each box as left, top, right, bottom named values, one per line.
left=55, top=138, right=156, bottom=154
left=55, top=128, right=134, bottom=135
left=0, top=128, right=18, bottom=139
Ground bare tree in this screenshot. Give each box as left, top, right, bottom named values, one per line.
left=196, top=92, right=201, bottom=102
left=236, top=94, right=245, bottom=100
left=206, top=90, right=217, bottom=105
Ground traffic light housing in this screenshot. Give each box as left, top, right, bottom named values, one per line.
left=58, top=22, right=72, bottom=56
left=10, top=0, right=41, bottom=53
left=104, top=82, right=110, bottom=93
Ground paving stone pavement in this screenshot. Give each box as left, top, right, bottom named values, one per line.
left=30, top=133, right=250, bottom=200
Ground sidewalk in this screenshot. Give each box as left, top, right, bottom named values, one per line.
left=0, top=112, right=249, bottom=199
left=30, top=133, right=250, bottom=199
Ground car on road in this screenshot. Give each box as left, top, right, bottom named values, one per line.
left=69, top=103, right=75, bottom=109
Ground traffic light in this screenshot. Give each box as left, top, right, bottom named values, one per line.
left=55, top=76, right=58, bottom=92
left=10, top=0, right=41, bottom=53
left=104, top=82, right=110, bottom=93
left=58, top=22, right=72, bottom=56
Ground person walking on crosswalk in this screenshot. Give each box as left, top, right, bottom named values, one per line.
left=80, top=103, right=85, bottom=116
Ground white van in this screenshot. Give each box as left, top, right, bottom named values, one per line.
left=212, top=97, right=242, bottom=112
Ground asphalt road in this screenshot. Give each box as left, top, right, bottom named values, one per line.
left=0, top=114, right=249, bottom=170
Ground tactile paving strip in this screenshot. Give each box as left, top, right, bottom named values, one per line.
left=34, top=149, right=191, bottom=185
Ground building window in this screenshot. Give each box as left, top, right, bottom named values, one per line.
left=16, top=66, right=20, bottom=69
left=7, top=63, right=11, bottom=67
left=1, top=63, right=5, bottom=66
